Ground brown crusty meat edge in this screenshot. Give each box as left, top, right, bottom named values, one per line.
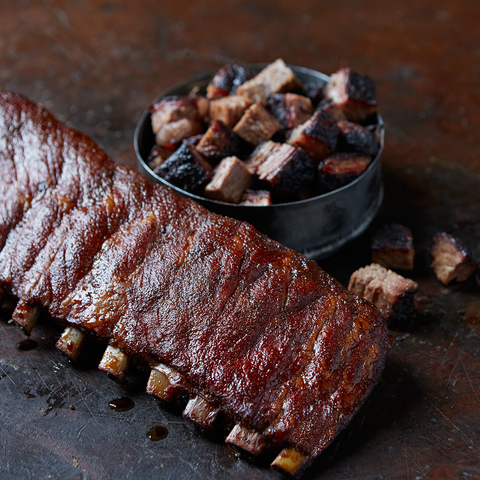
left=0, top=91, right=390, bottom=478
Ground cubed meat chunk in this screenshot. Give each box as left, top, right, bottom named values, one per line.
left=317, top=152, right=371, bottom=191
left=233, top=103, right=281, bottom=145
left=325, top=68, right=377, bottom=122
left=209, top=95, right=253, bottom=128
left=196, top=120, right=243, bottom=166
left=267, top=93, right=313, bottom=135
left=204, top=156, right=253, bottom=204
left=430, top=233, right=477, bottom=284
left=244, top=140, right=278, bottom=175
left=287, top=110, right=340, bottom=162
left=316, top=99, right=348, bottom=122
left=349, top=263, right=418, bottom=325
left=372, top=224, right=415, bottom=270
left=236, top=58, right=302, bottom=103
left=147, top=144, right=176, bottom=169
left=240, top=189, right=272, bottom=206
left=153, top=142, right=212, bottom=194
left=338, top=121, right=380, bottom=157
left=207, top=64, right=256, bottom=99
left=151, top=95, right=204, bottom=146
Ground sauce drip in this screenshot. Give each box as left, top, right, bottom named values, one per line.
left=16, top=339, right=38, bottom=351
left=108, top=397, right=134, bottom=412
left=147, top=425, right=168, bottom=441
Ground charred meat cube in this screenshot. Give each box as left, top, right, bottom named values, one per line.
left=338, top=121, right=380, bottom=157
left=287, top=110, right=340, bottom=161
left=267, top=93, right=313, bottom=135
left=206, top=64, right=256, bottom=99
left=233, top=103, right=281, bottom=146
left=430, top=233, right=477, bottom=285
left=204, top=156, right=253, bottom=204
left=255, top=143, right=315, bottom=201
left=196, top=120, right=243, bottom=166
left=244, top=140, right=278, bottom=175
left=372, top=224, right=415, bottom=270
left=325, top=68, right=377, bottom=122
left=209, top=95, right=252, bottom=128
left=151, top=95, right=204, bottom=146
left=147, top=144, right=176, bottom=169
left=240, top=189, right=272, bottom=206
left=318, top=153, right=371, bottom=191
left=236, top=58, right=302, bottom=103
left=315, top=99, right=348, bottom=122
left=349, top=263, right=418, bottom=325
left=153, top=142, right=212, bottom=194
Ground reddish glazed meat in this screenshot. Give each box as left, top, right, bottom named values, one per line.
left=0, top=91, right=390, bottom=478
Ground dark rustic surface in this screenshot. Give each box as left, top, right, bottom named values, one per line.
left=1, top=1, right=479, bottom=479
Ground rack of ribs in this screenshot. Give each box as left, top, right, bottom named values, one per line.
left=0, top=91, right=390, bottom=478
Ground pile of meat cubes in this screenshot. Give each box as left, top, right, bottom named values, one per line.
left=147, top=59, right=381, bottom=205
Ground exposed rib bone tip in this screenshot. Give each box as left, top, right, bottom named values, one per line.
left=147, top=363, right=190, bottom=402
left=55, top=326, right=85, bottom=362
left=98, top=344, right=129, bottom=382
left=12, top=302, right=40, bottom=335
left=225, top=424, right=266, bottom=456
left=183, top=395, right=220, bottom=430
left=271, top=447, right=310, bottom=477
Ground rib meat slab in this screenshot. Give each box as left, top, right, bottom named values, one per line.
left=0, top=91, right=390, bottom=477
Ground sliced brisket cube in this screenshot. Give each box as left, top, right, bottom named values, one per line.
left=153, top=142, right=212, bottom=194
left=233, top=103, right=281, bottom=146
left=318, top=152, right=371, bottom=191
left=302, top=81, right=325, bottom=106
left=147, top=144, right=177, bottom=169
left=287, top=110, right=340, bottom=162
left=206, top=64, right=256, bottom=99
left=325, top=68, right=377, bottom=122
left=209, top=95, right=253, bottom=128
left=267, top=93, right=313, bottom=135
left=151, top=95, right=204, bottom=146
left=372, top=224, right=415, bottom=270
left=244, top=140, right=278, bottom=175
left=236, top=58, right=302, bottom=103
left=256, top=143, right=315, bottom=201
left=338, top=121, right=380, bottom=157
left=430, top=233, right=477, bottom=284
left=240, top=189, right=272, bottom=206
left=196, top=120, right=243, bottom=166
left=316, top=99, right=348, bottom=122
left=204, top=156, right=253, bottom=204
left=349, top=263, right=418, bottom=325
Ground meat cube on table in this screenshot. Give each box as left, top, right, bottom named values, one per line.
left=196, top=120, right=243, bottom=166
left=204, top=156, right=253, bottom=204
left=372, top=223, right=415, bottom=270
left=151, top=95, right=204, bottom=146
left=233, top=103, right=281, bottom=146
left=349, top=263, right=418, bottom=325
left=338, top=121, right=380, bottom=157
left=267, top=93, right=313, bottom=135
left=287, top=110, right=340, bottom=162
left=240, top=189, right=272, bottom=206
left=325, top=68, right=377, bottom=122
left=206, top=64, right=255, bottom=99
left=209, top=95, right=252, bottom=128
left=153, top=142, right=212, bottom=194
left=430, top=232, right=477, bottom=284
left=317, top=152, right=371, bottom=191
left=236, top=58, right=302, bottom=103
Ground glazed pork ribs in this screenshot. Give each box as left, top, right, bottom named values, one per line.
left=0, top=91, right=390, bottom=478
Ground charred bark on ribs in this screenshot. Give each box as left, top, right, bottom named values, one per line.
left=0, top=91, right=390, bottom=478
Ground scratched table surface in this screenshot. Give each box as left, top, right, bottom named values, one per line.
left=1, top=1, right=480, bottom=479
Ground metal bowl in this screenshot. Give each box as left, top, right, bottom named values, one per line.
left=134, top=64, right=384, bottom=260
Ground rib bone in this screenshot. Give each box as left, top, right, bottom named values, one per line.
left=98, top=344, right=129, bottom=381
left=225, top=424, right=266, bottom=456
left=147, top=362, right=190, bottom=402
left=271, top=447, right=310, bottom=478
left=12, top=302, right=40, bottom=335
left=183, top=395, right=221, bottom=430
left=56, top=326, right=85, bottom=362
